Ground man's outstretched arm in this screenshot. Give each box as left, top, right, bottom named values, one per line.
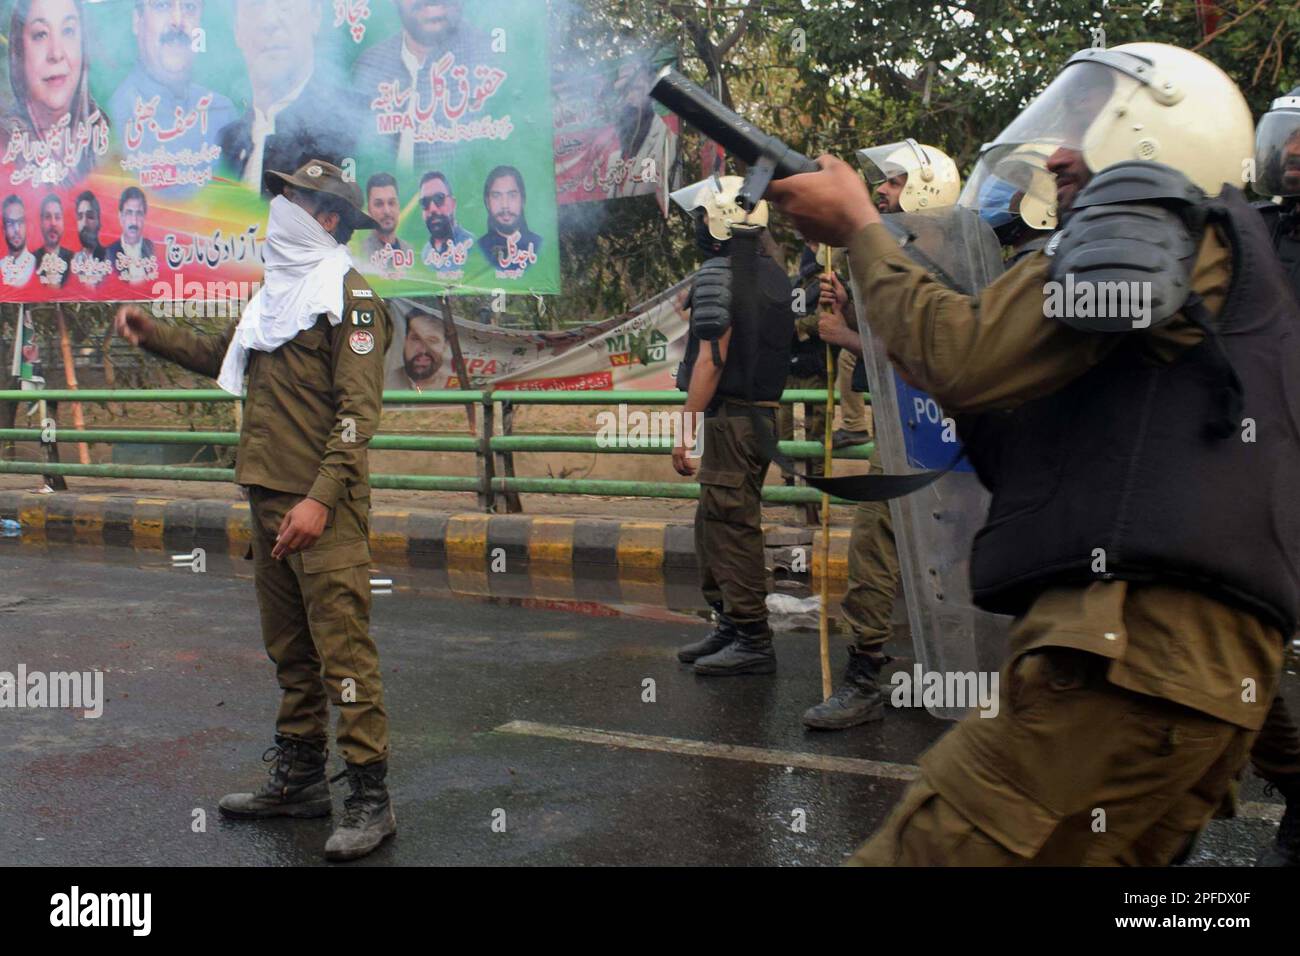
left=114, top=305, right=238, bottom=381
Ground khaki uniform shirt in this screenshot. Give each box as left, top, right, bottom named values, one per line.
left=846, top=223, right=1283, bottom=729
left=143, top=268, right=392, bottom=510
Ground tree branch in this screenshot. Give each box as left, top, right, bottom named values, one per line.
left=1191, top=0, right=1273, bottom=52
left=716, top=0, right=755, bottom=59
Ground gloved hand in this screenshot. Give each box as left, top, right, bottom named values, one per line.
left=689, top=257, right=732, bottom=341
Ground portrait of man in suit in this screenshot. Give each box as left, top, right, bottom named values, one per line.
left=106, top=186, right=158, bottom=284
left=350, top=0, right=491, bottom=172
left=220, top=0, right=362, bottom=193
left=33, top=194, right=74, bottom=288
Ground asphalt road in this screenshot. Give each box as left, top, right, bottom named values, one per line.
left=0, top=540, right=1292, bottom=866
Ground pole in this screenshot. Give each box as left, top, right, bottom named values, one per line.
left=818, top=245, right=835, bottom=701
left=55, top=305, right=90, bottom=465
left=439, top=296, right=476, bottom=434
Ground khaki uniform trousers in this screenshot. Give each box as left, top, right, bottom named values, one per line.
left=849, top=648, right=1269, bottom=866
left=247, top=486, right=389, bottom=766
left=841, top=500, right=901, bottom=654
left=695, top=402, right=775, bottom=628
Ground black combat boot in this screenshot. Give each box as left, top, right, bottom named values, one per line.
left=801, top=647, right=886, bottom=730
left=218, top=735, right=331, bottom=819
left=1257, top=777, right=1300, bottom=867
left=677, top=603, right=739, bottom=663
left=677, top=626, right=737, bottom=663
left=693, top=622, right=776, bottom=676
left=324, top=760, right=397, bottom=862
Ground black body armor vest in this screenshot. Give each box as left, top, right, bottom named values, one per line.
left=956, top=187, right=1300, bottom=634
left=677, top=230, right=794, bottom=402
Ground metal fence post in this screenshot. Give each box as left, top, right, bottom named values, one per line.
left=478, top=390, right=496, bottom=513
left=497, top=398, right=523, bottom=514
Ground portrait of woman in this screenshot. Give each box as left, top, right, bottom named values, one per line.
left=2, top=0, right=110, bottom=187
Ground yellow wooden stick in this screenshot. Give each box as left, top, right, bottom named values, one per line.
left=818, top=244, right=835, bottom=701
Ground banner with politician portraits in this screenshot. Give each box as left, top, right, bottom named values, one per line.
left=0, top=0, right=559, bottom=304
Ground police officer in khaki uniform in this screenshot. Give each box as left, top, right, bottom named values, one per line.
left=671, top=175, right=795, bottom=676
left=803, top=143, right=961, bottom=730
left=114, top=159, right=396, bottom=863
left=807, top=271, right=898, bottom=728
left=771, top=43, right=1298, bottom=865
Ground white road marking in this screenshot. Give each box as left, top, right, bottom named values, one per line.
left=494, top=720, right=1287, bottom=822
left=495, top=720, right=921, bottom=781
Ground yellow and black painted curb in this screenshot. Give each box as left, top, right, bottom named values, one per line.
left=0, top=491, right=850, bottom=602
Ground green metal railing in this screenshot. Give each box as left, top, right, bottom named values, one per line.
left=0, top=387, right=873, bottom=509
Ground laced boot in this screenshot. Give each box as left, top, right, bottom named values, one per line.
left=218, top=736, right=330, bottom=819
left=677, top=603, right=740, bottom=663
left=802, top=648, right=886, bottom=730
left=693, top=621, right=777, bottom=676
left=324, top=760, right=397, bottom=862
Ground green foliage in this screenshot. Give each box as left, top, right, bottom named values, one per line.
left=551, top=0, right=1300, bottom=321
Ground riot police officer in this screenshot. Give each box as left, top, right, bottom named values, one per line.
left=672, top=175, right=795, bottom=676
left=1249, top=86, right=1300, bottom=867
left=960, top=142, right=1058, bottom=264
left=770, top=42, right=1299, bottom=865
left=803, top=141, right=962, bottom=730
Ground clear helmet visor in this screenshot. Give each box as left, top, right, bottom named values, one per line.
left=1253, top=107, right=1300, bottom=197
left=990, top=59, right=1126, bottom=155
left=959, top=142, right=1059, bottom=231
left=857, top=139, right=960, bottom=211
left=857, top=139, right=929, bottom=185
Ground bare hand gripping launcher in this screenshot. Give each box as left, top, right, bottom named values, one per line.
left=650, top=66, right=819, bottom=210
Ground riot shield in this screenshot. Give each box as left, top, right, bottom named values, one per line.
left=851, top=206, right=1012, bottom=718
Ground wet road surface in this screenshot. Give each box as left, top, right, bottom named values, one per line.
left=0, top=540, right=1292, bottom=866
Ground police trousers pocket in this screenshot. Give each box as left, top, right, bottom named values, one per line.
left=1008, top=648, right=1096, bottom=715
left=697, top=469, right=750, bottom=526
left=301, top=538, right=370, bottom=574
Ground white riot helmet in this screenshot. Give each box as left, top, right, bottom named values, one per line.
left=669, top=174, right=769, bottom=242
left=855, top=139, right=961, bottom=211
left=969, top=42, right=1254, bottom=208
left=960, top=141, right=1059, bottom=234
left=1254, top=86, right=1300, bottom=198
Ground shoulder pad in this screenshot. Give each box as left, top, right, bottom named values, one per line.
left=1069, top=161, right=1206, bottom=213
left=1048, top=166, right=1203, bottom=332
left=689, top=257, right=732, bottom=342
